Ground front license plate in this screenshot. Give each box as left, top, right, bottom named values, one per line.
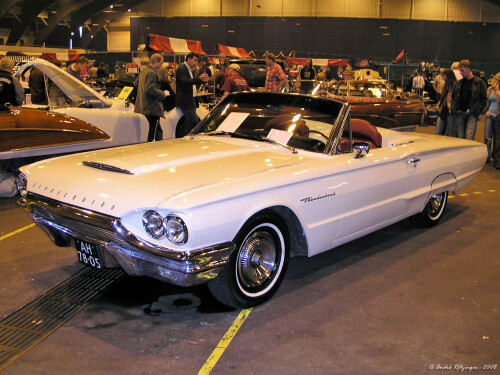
left=74, top=239, right=103, bottom=270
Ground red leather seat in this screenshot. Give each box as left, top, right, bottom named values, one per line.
left=350, top=118, right=382, bottom=148
left=338, top=118, right=382, bottom=152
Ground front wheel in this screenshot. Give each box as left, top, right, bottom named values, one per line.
left=208, top=215, right=289, bottom=308
left=410, top=191, right=448, bottom=227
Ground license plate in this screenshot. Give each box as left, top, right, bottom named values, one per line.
left=74, top=239, right=103, bottom=270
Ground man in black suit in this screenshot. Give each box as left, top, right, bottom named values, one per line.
left=175, top=52, right=209, bottom=137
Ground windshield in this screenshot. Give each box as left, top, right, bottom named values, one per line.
left=17, top=59, right=111, bottom=108
left=193, top=92, right=344, bottom=153
left=331, top=81, right=393, bottom=99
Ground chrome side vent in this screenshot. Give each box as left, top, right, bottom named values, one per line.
left=82, top=161, right=134, bottom=175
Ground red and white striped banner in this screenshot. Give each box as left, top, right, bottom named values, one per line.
left=212, top=44, right=251, bottom=58
left=146, top=34, right=205, bottom=55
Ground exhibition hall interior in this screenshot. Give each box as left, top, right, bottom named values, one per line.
left=0, top=0, right=498, bottom=373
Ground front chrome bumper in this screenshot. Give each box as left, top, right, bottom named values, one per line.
left=23, top=192, right=235, bottom=287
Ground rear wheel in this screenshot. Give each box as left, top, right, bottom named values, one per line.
left=410, top=191, right=448, bottom=227
left=208, top=214, right=289, bottom=308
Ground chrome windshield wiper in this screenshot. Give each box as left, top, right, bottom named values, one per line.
left=207, top=131, right=297, bottom=154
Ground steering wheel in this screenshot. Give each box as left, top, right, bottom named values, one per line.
left=307, top=130, right=329, bottom=140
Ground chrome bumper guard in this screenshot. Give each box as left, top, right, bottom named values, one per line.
left=23, top=192, right=235, bottom=287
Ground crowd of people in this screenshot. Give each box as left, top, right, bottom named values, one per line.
left=2, top=52, right=499, bottom=169
left=433, top=59, right=499, bottom=169
left=0, top=55, right=91, bottom=108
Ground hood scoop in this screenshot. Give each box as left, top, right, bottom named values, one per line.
left=82, top=161, right=134, bottom=175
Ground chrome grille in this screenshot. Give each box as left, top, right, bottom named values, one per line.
left=31, top=204, right=127, bottom=245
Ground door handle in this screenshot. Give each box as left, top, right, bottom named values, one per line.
left=408, top=157, right=420, bottom=166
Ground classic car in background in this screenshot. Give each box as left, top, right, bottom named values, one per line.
left=0, top=104, right=109, bottom=172
left=0, top=59, right=208, bottom=171
left=325, top=80, right=425, bottom=131
left=18, top=92, right=486, bottom=308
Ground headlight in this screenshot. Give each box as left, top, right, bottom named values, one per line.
left=16, top=173, right=27, bottom=198
left=142, top=211, right=165, bottom=239
left=164, top=215, right=188, bottom=244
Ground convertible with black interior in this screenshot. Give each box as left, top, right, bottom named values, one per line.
left=18, top=92, right=486, bottom=308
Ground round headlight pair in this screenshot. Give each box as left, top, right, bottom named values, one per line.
left=142, top=211, right=188, bottom=244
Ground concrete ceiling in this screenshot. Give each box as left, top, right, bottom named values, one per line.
left=1, top=0, right=499, bottom=48
left=0, top=0, right=149, bottom=47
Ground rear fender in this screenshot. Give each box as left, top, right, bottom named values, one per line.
left=424, top=172, right=457, bottom=207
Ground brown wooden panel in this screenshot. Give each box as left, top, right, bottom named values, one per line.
left=0, top=107, right=110, bottom=153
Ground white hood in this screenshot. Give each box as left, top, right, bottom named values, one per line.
left=22, top=136, right=309, bottom=216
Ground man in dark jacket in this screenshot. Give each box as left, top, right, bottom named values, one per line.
left=175, top=52, right=209, bottom=138
left=0, top=57, right=19, bottom=106
left=134, top=54, right=167, bottom=142
left=451, top=60, right=487, bottom=140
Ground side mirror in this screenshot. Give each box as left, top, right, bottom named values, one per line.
left=353, top=142, right=370, bottom=158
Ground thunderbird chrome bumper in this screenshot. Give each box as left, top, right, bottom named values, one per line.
left=22, top=193, right=235, bottom=287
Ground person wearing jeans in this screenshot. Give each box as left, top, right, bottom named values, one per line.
left=482, top=73, right=500, bottom=163
left=435, top=69, right=457, bottom=137
left=450, top=60, right=487, bottom=140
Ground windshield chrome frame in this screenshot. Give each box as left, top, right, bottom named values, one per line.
left=192, top=92, right=347, bottom=156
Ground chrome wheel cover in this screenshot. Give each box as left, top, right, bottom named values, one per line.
left=237, top=230, right=277, bottom=289
left=428, top=193, right=444, bottom=218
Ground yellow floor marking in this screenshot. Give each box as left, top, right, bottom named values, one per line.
left=0, top=223, right=36, bottom=242
left=198, top=308, right=253, bottom=375
left=450, top=190, right=495, bottom=199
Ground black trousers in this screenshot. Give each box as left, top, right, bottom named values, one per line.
left=146, top=115, right=162, bottom=142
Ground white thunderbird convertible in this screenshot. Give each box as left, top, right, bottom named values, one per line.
left=18, top=92, right=486, bottom=308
